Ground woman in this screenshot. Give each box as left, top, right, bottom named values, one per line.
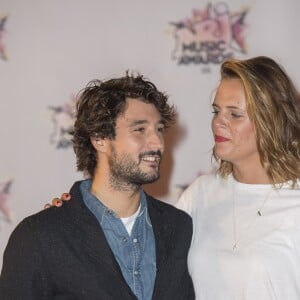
left=176, top=56, right=300, bottom=299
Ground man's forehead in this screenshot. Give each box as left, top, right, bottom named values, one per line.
left=124, top=97, right=150, bottom=108
left=121, top=99, right=161, bottom=116
left=117, top=110, right=164, bottom=127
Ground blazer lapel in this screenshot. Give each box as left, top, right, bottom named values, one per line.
left=65, top=182, right=135, bottom=297
left=146, top=194, right=173, bottom=297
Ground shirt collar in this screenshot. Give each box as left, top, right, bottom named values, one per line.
left=80, top=179, right=147, bottom=223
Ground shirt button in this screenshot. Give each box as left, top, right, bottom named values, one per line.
left=133, top=238, right=138, bottom=243
left=134, top=270, right=139, bottom=275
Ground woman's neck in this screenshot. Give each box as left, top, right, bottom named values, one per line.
left=232, top=164, right=270, bottom=184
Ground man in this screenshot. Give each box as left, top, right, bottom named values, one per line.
left=0, top=73, right=194, bottom=299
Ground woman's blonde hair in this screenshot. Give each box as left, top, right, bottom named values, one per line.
left=214, top=56, right=300, bottom=187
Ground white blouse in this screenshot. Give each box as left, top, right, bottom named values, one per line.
left=176, top=173, right=300, bottom=300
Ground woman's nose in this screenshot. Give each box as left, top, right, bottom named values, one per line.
left=212, top=113, right=228, bottom=129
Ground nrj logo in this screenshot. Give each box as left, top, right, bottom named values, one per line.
left=0, top=178, right=14, bottom=225
left=0, top=14, right=8, bottom=61
left=169, top=2, right=248, bottom=66
left=48, top=95, right=76, bottom=149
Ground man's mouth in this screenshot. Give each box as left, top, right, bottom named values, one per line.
left=140, top=151, right=162, bottom=165
left=142, top=155, right=160, bottom=163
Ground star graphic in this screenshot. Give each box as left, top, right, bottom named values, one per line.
left=48, top=94, right=76, bottom=149
left=0, top=179, right=14, bottom=223
left=231, top=9, right=248, bottom=53
left=0, top=15, right=8, bottom=61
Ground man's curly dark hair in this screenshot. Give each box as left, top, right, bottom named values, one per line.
left=72, top=72, right=176, bottom=178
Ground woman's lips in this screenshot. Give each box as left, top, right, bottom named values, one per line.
left=214, top=135, right=230, bottom=143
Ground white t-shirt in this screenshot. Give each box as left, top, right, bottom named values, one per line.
left=176, top=173, right=300, bottom=300
left=121, top=204, right=141, bottom=235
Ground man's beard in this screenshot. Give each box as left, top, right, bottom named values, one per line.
left=108, top=146, right=162, bottom=191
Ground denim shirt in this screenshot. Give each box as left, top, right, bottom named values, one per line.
left=80, top=180, right=156, bottom=300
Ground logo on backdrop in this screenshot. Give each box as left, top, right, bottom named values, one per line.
left=0, top=14, right=8, bottom=61
left=48, top=95, right=76, bottom=149
left=0, top=179, right=14, bottom=226
left=169, top=2, right=248, bottom=66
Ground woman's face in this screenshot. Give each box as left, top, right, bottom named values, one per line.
left=211, top=78, right=259, bottom=168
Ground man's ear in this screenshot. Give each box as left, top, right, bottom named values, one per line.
left=90, top=137, right=107, bottom=152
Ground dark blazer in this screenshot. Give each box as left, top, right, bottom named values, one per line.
left=0, top=181, right=194, bottom=300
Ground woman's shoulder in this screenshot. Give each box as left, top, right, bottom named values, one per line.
left=176, top=173, right=231, bottom=215
left=175, top=173, right=224, bottom=214
left=184, top=172, right=224, bottom=194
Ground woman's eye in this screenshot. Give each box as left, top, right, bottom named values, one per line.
left=231, top=113, right=242, bottom=118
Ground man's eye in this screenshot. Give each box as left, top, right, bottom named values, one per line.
left=134, top=127, right=145, bottom=132
left=211, top=110, right=219, bottom=115
left=157, top=127, right=165, bottom=133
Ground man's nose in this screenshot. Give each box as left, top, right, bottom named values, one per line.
left=148, top=132, right=164, bottom=151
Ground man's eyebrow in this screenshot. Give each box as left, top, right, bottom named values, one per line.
left=128, top=119, right=165, bottom=126
left=128, top=120, right=148, bottom=126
